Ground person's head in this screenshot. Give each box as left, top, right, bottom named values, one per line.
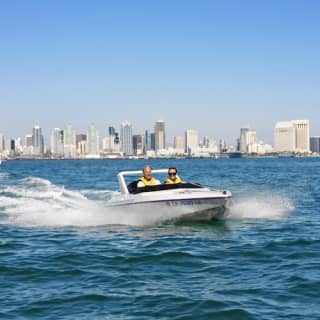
left=168, top=167, right=178, bottom=181
left=142, top=165, right=153, bottom=181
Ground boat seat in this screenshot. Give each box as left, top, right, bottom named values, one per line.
left=127, top=180, right=139, bottom=194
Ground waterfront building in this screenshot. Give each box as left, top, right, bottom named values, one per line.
left=274, top=120, right=310, bottom=153
left=51, top=128, right=64, bottom=157
left=102, top=136, right=111, bottom=152
left=15, top=138, right=23, bottom=154
left=239, top=128, right=257, bottom=153
left=240, top=128, right=250, bottom=153
left=63, top=124, right=76, bottom=158
left=87, top=124, right=100, bottom=157
left=150, top=133, right=156, bottom=151
left=0, top=134, right=4, bottom=153
left=185, top=129, right=199, bottom=155
left=144, top=130, right=154, bottom=152
left=32, top=125, right=44, bottom=156
left=310, top=136, right=320, bottom=153
left=174, top=136, right=184, bottom=150
left=108, top=126, right=116, bottom=136
left=274, top=122, right=296, bottom=152
left=154, top=120, right=166, bottom=151
left=120, top=121, right=133, bottom=155
left=22, top=134, right=33, bottom=156
left=292, top=120, right=310, bottom=152
left=133, top=134, right=144, bottom=155
left=219, top=139, right=227, bottom=153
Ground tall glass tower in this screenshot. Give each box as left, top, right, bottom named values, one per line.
left=63, top=124, right=76, bottom=158
left=51, top=128, right=64, bottom=157
left=32, top=125, right=44, bottom=156
left=120, top=121, right=133, bottom=155
left=87, top=124, right=100, bottom=156
left=154, top=120, right=166, bottom=151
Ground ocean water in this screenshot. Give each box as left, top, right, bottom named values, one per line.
left=0, top=158, right=319, bottom=319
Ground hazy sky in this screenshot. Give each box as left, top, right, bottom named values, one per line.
left=1, top=0, right=319, bottom=145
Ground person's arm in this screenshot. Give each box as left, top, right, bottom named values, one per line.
left=137, top=181, right=145, bottom=188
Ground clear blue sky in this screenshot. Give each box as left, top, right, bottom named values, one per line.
left=0, top=0, right=319, bottom=145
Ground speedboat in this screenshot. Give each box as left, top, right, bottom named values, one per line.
left=108, top=169, right=232, bottom=222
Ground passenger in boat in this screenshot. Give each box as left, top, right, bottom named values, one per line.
left=137, top=165, right=161, bottom=187
left=164, top=167, right=184, bottom=184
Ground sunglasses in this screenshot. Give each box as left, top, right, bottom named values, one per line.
left=169, top=172, right=177, bottom=176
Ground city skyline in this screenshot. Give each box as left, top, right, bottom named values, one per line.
left=1, top=1, right=320, bottom=142
left=1, top=118, right=318, bottom=159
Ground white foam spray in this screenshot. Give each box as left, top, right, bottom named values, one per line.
left=226, top=194, right=294, bottom=220
left=0, top=177, right=294, bottom=227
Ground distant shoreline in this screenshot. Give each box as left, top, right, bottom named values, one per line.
left=2, top=153, right=320, bottom=161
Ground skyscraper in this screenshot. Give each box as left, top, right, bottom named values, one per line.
left=120, top=121, right=133, bottom=155
left=32, top=125, right=44, bottom=156
left=292, top=120, right=310, bottom=152
left=87, top=124, right=100, bottom=156
left=154, top=120, right=166, bottom=151
left=174, top=136, right=184, bottom=150
left=133, top=134, right=144, bottom=155
left=185, top=129, right=198, bottom=155
left=310, top=136, right=320, bottom=153
left=51, top=128, right=64, bottom=157
left=108, top=126, right=116, bottom=136
left=274, top=120, right=310, bottom=153
left=144, top=130, right=152, bottom=152
left=0, top=134, right=4, bottom=152
left=64, top=124, right=76, bottom=158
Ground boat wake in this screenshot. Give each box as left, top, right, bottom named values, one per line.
left=226, top=195, right=294, bottom=220
left=0, top=177, right=294, bottom=227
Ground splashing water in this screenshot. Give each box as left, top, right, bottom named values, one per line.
left=0, top=176, right=294, bottom=227
left=226, top=194, right=294, bottom=220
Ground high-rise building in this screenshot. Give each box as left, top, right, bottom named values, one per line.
left=274, top=122, right=296, bottom=152
left=32, top=125, right=44, bottom=156
left=64, top=124, right=76, bottom=158
left=144, top=130, right=153, bottom=152
left=310, top=136, right=320, bottom=153
left=185, top=129, right=198, bottom=155
left=174, top=136, right=184, bottom=150
left=239, top=127, right=257, bottom=153
left=133, top=134, right=144, bottom=155
left=292, top=120, right=310, bottom=152
left=154, top=120, right=166, bottom=151
left=150, top=133, right=155, bottom=151
left=51, top=128, right=64, bottom=157
left=239, top=128, right=249, bottom=153
left=120, top=121, right=133, bottom=155
left=274, top=120, right=310, bottom=153
left=87, top=124, right=100, bottom=156
left=25, top=134, right=33, bottom=147
left=0, top=134, right=4, bottom=152
left=108, top=126, right=116, bottom=136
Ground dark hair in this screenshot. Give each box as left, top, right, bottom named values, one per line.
left=168, top=167, right=177, bottom=174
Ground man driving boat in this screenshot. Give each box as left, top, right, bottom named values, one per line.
left=137, top=165, right=161, bottom=187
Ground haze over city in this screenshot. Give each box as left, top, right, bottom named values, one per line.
left=1, top=0, right=320, bottom=143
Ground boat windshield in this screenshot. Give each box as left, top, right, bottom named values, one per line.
left=127, top=182, right=203, bottom=194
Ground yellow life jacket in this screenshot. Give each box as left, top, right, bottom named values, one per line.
left=139, top=176, right=158, bottom=186
left=165, top=176, right=182, bottom=184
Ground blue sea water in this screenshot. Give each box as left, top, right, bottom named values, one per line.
left=0, top=158, right=319, bottom=319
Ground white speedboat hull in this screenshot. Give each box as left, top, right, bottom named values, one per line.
left=108, top=188, right=231, bottom=222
